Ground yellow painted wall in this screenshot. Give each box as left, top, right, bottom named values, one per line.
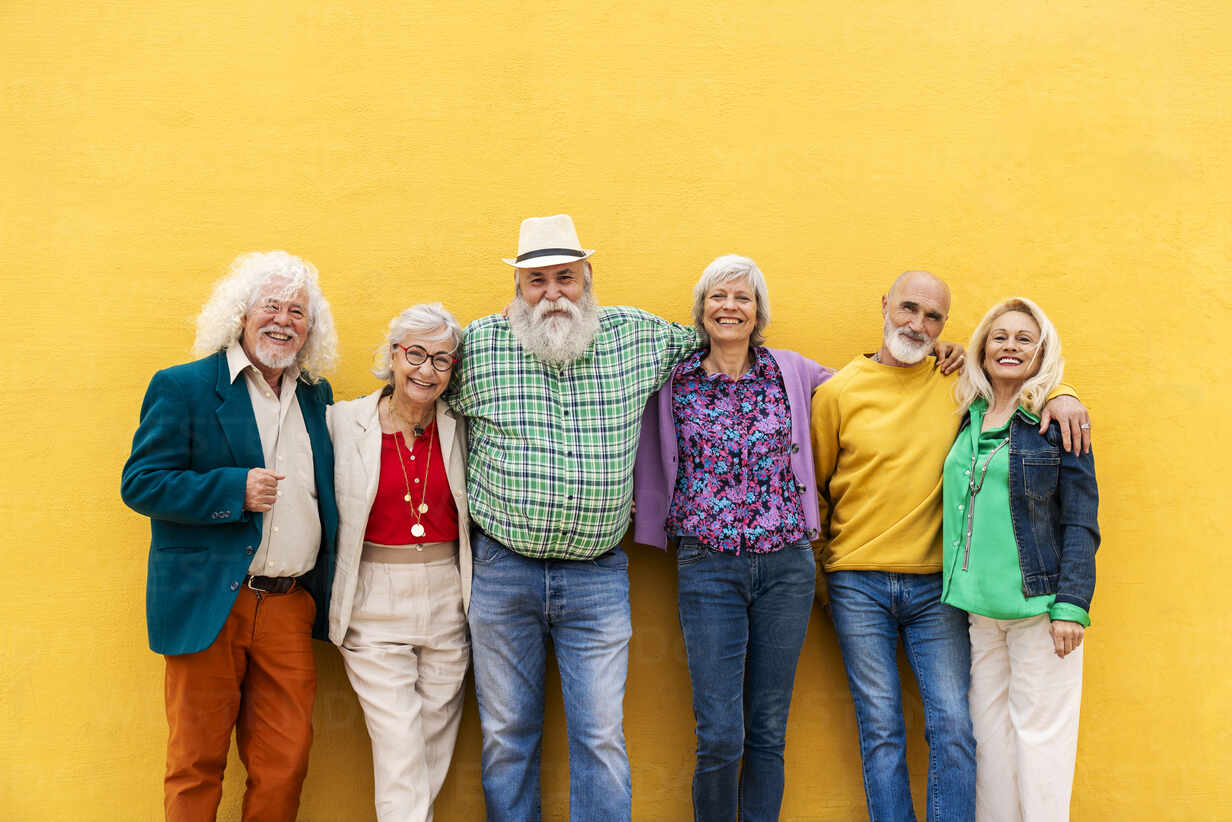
left=2, top=0, right=1229, bottom=819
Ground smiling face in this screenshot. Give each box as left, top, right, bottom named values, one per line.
left=516, top=262, right=587, bottom=309
left=702, top=276, right=757, bottom=347
left=390, top=327, right=456, bottom=409
left=240, top=282, right=310, bottom=375
left=982, top=309, right=1042, bottom=388
left=880, top=271, right=950, bottom=365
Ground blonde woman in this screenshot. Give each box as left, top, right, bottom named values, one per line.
left=327, top=303, right=472, bottom=822
left=942, top=297, right=1099, bottom=822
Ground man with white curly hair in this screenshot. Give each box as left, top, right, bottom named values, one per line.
left=122, top=250, right=339, bottom=822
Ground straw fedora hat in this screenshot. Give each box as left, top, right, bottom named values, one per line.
left=501, top=214, right=596, bottom=268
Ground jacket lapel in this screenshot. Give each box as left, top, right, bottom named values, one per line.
left=214, top=351, right=265, bottom=469
left=297, top=379, right=337, bottom=547
left=358, top=391, right=383, bottom=504
left=435, top=399, right=466, bottom=509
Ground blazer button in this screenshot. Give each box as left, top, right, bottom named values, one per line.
left=246, top=546, right=255, bottom=556
left=229, top=581, right=239, bottom=591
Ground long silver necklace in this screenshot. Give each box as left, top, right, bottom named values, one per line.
left=960, top=430, right=1010, bottom=571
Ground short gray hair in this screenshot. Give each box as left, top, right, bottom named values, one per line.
left=691, top=254, right=771, bottom=347
left=371, top=302, right=464, bottom=382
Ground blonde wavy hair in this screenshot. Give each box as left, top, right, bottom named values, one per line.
left=192, top=251, right=338, bottom=382
left=955, top=296, right=1064, bottom=416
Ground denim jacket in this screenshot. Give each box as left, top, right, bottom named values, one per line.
left=958, top=408, right=1100, bottom=611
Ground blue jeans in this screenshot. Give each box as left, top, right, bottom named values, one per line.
left=467, top=530, right=632, bottom=822
left=676, top=538, right=816, bottom=822
left=827, top=571, right=975, bottom=822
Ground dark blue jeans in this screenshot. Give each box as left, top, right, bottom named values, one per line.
left=827, top=571, right=976, bottom=822
left=675, top=538, right=816, bottom=822
left=468, top=530, right=632, bottom=822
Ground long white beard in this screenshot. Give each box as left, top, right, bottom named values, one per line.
left=508, top=290, right=601, bottom=365
left=882, top=316, right=935, bottom=365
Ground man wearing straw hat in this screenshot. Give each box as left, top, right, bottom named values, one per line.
left=447, top=214, right=699, bottom=821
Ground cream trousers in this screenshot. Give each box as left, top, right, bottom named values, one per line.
left=340, top=555, right=469, bottom=822
left=968, top=612, right=1084, bottom=822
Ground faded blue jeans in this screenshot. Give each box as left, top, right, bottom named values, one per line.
left=827, top=571, right=976, bottom=822
left=676, top=537, right=816, bottom=822
left=467, top=529, right=632, bottom=822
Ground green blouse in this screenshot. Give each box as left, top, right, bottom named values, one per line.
left=940, top=399, right=1090, bottom=626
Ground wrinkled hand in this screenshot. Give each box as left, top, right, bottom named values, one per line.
left=933, top=341, right=966, bottom=376
left=1040, top=395, right=1091, bottom=455
left=1049, top=620, right=1084, bottom=658
left=244, top=468, right=285, bottom=512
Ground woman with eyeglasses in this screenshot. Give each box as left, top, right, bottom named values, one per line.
left=942, top=297, right=1099, bottom=822
left=326, top=303, right=472, bottom=822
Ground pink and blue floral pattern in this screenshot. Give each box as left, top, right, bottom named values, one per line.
left=665, top=347, right=806, bottom=554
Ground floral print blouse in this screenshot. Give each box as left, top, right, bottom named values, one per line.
left=665, top=347, right=807, bottom=554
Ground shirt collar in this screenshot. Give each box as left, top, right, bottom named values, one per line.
left=226, top=342, right=301, bottom=387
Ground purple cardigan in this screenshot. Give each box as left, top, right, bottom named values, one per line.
left=631, top=347, right=834, bottom=550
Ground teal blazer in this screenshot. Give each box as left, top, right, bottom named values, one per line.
left=121, top=351, right=338, bottom=655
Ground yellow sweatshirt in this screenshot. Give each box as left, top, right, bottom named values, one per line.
left=810, top=354, right=1075, bottom=574
left=810, top=355, right=958, bottom=573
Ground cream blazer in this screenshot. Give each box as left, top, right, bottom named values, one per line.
left=326, top=388, right=473, bottom=646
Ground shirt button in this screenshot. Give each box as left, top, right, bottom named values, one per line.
left=957, top=504, right=964, bottom=511
left=230, top=581, right=239, bottom=591
left=273, top=526, right=280, bottom=533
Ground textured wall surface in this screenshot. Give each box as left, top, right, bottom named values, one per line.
left=2, top=1, right=1230, bottom=819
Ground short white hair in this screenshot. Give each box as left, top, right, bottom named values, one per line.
left=371, top=302, right=464, bottom=382
left=955, top=296, right=1065, bottom=416
left=691, top=254, right=771, bottom=347
left=192, top=251, right=338, bottom=382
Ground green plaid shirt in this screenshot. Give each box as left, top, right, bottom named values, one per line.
left=448, top=307, right=699, bottom=560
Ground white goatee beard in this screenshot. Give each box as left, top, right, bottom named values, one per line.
left=882, top=316, right=935, bottom=365
left=252, top=324, right=301, bottom=371
left=508, top=289, right=601, bottom=365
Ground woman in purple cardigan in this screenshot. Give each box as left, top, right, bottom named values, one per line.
left=632, top=255, right=833, bottom=822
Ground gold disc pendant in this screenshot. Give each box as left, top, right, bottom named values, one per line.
left=403, top=493, right=412, bottom=502
left=410, top=523, right=426, bottom=538
left=418, top=503, right=429, bottom=514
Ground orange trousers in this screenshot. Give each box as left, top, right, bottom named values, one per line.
left=163, top=585, right=317, bottom=822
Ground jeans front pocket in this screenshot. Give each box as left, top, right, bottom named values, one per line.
left=675, top=535, right=707, bottom=567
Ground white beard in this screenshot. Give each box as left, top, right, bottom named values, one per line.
left=251, top=324, right=301, bottom=371
left=882, top=316, right=935, bottom=365
left=508, top=289, right=601, bottom=365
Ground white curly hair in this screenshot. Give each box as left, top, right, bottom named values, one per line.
left=192, top=251, right=338, bottom=382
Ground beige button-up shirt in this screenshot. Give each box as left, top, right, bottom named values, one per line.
left=227, top=344, right=321, bottom=577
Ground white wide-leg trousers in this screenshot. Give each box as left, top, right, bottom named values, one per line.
left=340, top=556, right=470, bottom=822
left=968, top=612, right=1084, bottom=822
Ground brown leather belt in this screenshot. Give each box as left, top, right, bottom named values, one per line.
left=245, top=575, right=299, bottom=594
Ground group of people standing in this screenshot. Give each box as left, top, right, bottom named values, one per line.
left=122, top=214, right=1099, bottom=822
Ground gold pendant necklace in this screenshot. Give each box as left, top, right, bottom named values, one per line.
left=392, top=419, right=436, bottom=543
